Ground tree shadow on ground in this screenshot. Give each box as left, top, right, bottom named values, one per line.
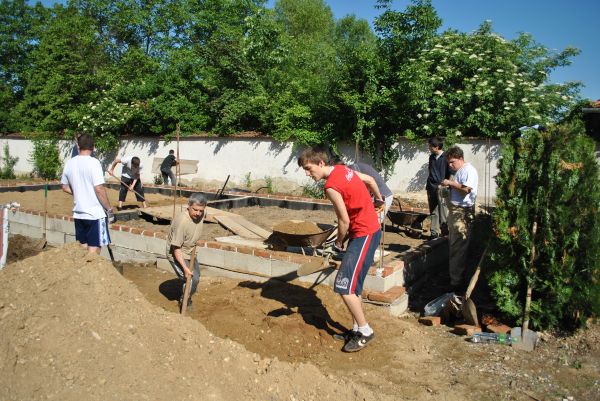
left=238, top=271, right=347, bottom=336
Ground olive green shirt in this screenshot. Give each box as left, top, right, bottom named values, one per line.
left=166, top=210, right=204, bottom=261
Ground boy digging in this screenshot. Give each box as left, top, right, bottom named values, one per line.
left=298, top=147, right=382, bottom=352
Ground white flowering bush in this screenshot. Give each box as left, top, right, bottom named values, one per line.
left=74, top=91, right=142, bottom=153
left=398, top=22, right=580, bottom=142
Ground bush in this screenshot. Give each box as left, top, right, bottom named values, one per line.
left=489, top=123, right=600, bottom=331
left=302, top=180, right=325, bottom=199
left=0, top=144, right=18, bottom=179
left=30, top=137, right=62, bottom=180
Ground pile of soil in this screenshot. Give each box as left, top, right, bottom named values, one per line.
left=0, top=243, right=394, bottom=401
left=272, top=220, right=324, bottom=235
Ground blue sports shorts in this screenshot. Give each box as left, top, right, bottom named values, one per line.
left=333, top=230, right=381, bottom=296
left=74, top=218, right=111, bottom=248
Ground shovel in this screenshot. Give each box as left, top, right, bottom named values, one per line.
left=108, top=172, right=148, bottom=203
left=180, top=245, right=198, bottom=316
left=34, top=182, right=49, bottom=250
left=297, top=254, right=332, bottom=276
left=460, top=247, right=488, bottom=326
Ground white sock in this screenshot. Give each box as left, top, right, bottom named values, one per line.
left=358, top=324, right=373, bottom=336
left=352, top=323, right=359, bottom=332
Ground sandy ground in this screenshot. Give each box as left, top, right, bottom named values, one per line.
left=1, top=186, right=599, bottom=400
left=1, top=236, right=599, bottom=401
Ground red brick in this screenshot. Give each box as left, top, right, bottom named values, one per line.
left=142, top=230, right=155, bottom=237
left=111, top=224, right=123, bottom=231
left=253, top=250, right=272, bottom=259
left=195, top=239, right=206, bottom=247
left=220, top=244, right=237, bottom=252
left=236, top=246, right=254, bottom=255
left=367, top=286, right=406, bottom=303
left=452, top=324, right=481, bottom=336
left=485, top=324, right=511, bottom=334
left=289, top=254, right=312, bottom=264
left=154, top=232, right=167, bottom=239
left=130, top=228, right=142, bottom=235
left=419, top=316, right=441, bottom=326
left=361, top=289, right=370, bottom=299
left=207, top=242, right=222, bottom=249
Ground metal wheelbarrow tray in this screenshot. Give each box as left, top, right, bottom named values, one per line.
left=266, top=223, right=337, bottom=249
left=387, top=209, right=428, bottom=229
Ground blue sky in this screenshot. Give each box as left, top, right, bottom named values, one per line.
left=39, top=0, right=598, bottom=100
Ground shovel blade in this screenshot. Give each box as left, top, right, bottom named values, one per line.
left=511, top=327, right=538, bottom=352
left=297, top=257, right=329, bottom=277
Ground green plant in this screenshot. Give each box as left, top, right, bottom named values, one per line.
left=0, top=143, right=18, bottom=179
left=264, top=176, right=274, bottom=194
left=153, top=174, right=163, bottom=185
left=489, top=123, right=600, bottom=331
left=30, top=137, right=62, bottom=180
left=244, top=172, right=253, bottom=189
left=302, top=180, right=325, bottom=199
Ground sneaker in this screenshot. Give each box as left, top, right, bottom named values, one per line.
left=342, top=331, right=375, bottom=352
left=333, top=329, right=356, bottom=342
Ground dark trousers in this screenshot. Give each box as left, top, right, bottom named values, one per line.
left=118, top=176, right=145, bottom=202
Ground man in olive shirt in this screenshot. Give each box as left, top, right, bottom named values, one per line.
left=166, top=193, right=207, bottom=311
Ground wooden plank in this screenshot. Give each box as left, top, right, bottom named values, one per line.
left=151, top=158, right=198, bottom=175
left=215, top=215, right=262, bottom=239
left=234, top=218, right=271, bottom=239
left=215, top=235, right=268, bottom=249
left=140, top=205, right=240, bottom=223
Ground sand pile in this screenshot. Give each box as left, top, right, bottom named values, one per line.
left=273, top=221, right=325, bottom=235
left=0, top=243, right=392, bottom=401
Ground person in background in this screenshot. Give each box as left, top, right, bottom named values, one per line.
left=426, top=137, right=451, bottom=239
left=346, top=161, right=392, bottom=224
left=166, top=193, right=207, bottom=312
left=108, top=155, right=147, bottom=209
left=440, top=146, right=478, bottom=292
left=61, top=134, right=113, bottom=254
left=160, top=149, right=178, bottom=186
left=298, top=147, right=382, bottom=353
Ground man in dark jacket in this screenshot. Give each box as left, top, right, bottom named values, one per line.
left=426, top=137, right=450, bottom=238
left=160, top=149, right=178, bottom=186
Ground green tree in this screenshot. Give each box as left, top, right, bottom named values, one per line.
left=489, top=124, right=600, bottom=330
left=30, top=136, right=62, bottom=180
left=17, top=4, right=111, bottom=132
left=397, top=22, right=581, bottom=143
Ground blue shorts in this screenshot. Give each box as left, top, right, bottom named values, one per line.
left=74, top=218, right=111, bottom=248
left=334, top=230, right=381, bottom=296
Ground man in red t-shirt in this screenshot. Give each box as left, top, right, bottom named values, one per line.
left=298, top=147, right=382, bottom=352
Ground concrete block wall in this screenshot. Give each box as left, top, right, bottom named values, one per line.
left=4, top=184, right=448, bottom=314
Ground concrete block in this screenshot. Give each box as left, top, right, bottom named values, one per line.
left=419, top=316, right=441, bottom=326
left=297, top=268, right=336, bottom=287
left=452, top=324, right=481, bottom=336
left=270, top=258, right=300, bottom=277
left=224, top=251, right=271, bottom=276
left=9, top=211, right=42, bottom=227
left=202, top=265, right=271, bottom=283
left=197, top=247, right=225, bottom=269
left=157, top=258, right=172, bottom=273
left=47, top=217, right=75, bottom=235
left=373, top=293, right=409, bottom=317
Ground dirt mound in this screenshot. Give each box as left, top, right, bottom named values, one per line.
left=273, top=220, right=324, bottom=235
left=0, top=243, right=393, bottom=401
left=6, top=234, right=44, bottom=263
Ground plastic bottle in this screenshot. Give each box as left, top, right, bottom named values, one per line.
left=423, top=292, right=454, bottom=316
left=470, top=332, right=517, bottom=345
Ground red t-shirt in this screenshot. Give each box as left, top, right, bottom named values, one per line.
left=324, top=165, right=380, bottom=238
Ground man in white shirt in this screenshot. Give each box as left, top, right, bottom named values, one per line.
left=108, top=155, right=147, bottom=209
left=61, top=134, right=114, bottom=254
left=440, top=146, right=478, bottom=292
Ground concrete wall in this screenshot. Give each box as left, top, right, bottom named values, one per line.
left=0, top=136, right=500, bottom=203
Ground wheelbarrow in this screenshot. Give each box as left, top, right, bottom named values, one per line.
left=386, top=198, right=428, bottom=238
left=265, top=221, right=338, bottom=276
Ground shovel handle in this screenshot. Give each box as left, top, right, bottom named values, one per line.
left=108, top=172, right=147, bottom=202
left=180, top=246, right=197, bottom=316
left=464, top=247, right=487, bottom=300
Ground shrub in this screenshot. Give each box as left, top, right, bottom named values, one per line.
left=302, top=180, right=325, bottom=199
left=30, top=137, right=62, bottom=180
left=0, top=144, right=18, bottom=179
left=489, top=123, right=600, bottom=331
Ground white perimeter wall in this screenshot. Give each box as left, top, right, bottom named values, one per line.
left=0, top=136, right=501, bottom=203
